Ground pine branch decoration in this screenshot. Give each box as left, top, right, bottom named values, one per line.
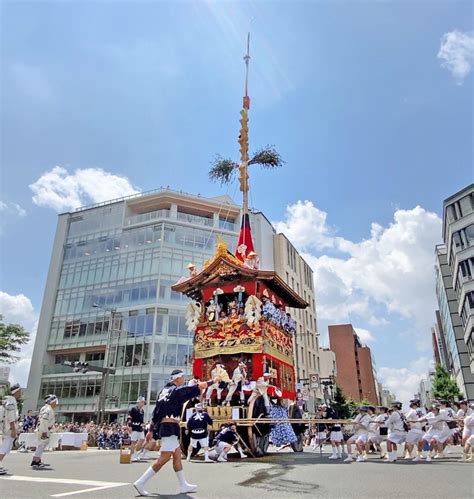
left=249, top=146, right=284, bottom=168
left=209, top=147, right=284, bottom=185
left=209, top=156, right=239, bottom=185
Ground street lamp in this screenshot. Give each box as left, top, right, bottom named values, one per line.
left=63, top=361, right=116, bottom=423
left=92, top=303, right=118, bottom=424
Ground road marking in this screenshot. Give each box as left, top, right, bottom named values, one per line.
left=1, top=475, right=128, bottom=497
left=51, top=484, right=127, bottom=497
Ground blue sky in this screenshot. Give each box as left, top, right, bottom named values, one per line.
left=1, top=1, right=473, bottom=402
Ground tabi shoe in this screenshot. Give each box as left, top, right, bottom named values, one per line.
left=31, top=462, right=50, bottom=470
left=180, top=483, right=198, bottom=494
left=133, top=481, right=152, bottom=497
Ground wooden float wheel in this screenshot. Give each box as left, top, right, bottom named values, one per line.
left=246, top=395, right=270, bottom=457
left=180, top=399, right=198, bottom=455
left=290, top=433, right=304, bottom=452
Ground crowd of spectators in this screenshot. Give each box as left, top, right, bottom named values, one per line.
left=19, top=412, right=131, bottom=449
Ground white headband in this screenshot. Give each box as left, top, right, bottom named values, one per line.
left=170, top=371, right=184, bottom=381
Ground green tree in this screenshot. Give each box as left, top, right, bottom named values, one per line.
left=332, top=387, right=375, bottom=418
left=431, top=364, right=462, bottom=402
left=0, top=316, right=30, bottom=364
left=332, top=386, right=353, bottom=418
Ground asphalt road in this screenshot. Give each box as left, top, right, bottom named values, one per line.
left=0, top=447, right=472, bottom=499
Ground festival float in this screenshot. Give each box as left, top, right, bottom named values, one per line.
left=171, top=35, right=309, bottom=456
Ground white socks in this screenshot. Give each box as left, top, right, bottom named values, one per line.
left=136, top=467, right=156, bottom=486
left=176, top=469, right=196, bottom=491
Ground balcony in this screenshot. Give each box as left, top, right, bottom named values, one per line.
left=43, top=361, right=105, bottom=375
left=177, top=212, right=213, bottom=227
left=125, top=209, right=170, bottom=226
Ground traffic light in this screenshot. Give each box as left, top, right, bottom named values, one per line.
left=72, top=361, right=89, bottom=374
left=238, top=109, right=249, bottom=162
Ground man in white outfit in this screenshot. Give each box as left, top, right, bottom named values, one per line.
left=420, top=404, right=450, bottom=462
left=437, top=400, right=455, bottom=457
left=405, top=399, right=425, bottom=461
left=385, top=401, right=407, bottom=462
left=225, top=362, right=247, bottom=406
left=460, top=403, right=474, bottom=461
left=205, top=363, right=230, bottom=406
left=344, top=406, right=371, bottom=462
left=31, top=394, right=58, bottom=469
left=247, top=373, right=271, bottom=411
left=456, top=400, right=473, bottom=460
left=0, top=383, right=21, bottom=475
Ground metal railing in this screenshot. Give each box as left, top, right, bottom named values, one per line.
left=125, top=208, right=170, bottom=226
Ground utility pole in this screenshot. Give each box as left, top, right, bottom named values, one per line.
left=92, top=304, right=117, bottom=424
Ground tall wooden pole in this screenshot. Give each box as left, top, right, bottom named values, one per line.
left=238, top=33, right=251, bottom=215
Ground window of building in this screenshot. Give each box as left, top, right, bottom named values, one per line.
left=466, top=224, right=474, bottom=245
left=85, top=352, right=105, bottom=362
left=467, top=328, right=474, bottom=358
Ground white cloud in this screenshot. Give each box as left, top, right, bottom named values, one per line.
left=273, top=200, right=336, bottom=250
left=0, top=200, right=26, bottom=217
left=354, top=327, right=374, bottom=344
left=378, top=356, right=434, bottom=406
left=438, top=30, right=474, bottom=83
left=0, top=291, right=38, bottom=387
left=29, top=166, right=140, bottom=212
left=275, top=202, right=442, bottom=349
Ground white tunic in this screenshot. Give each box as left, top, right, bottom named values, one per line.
left=1, top=396, right=18, bottom=435
left=352, top=413, right=371, bottom=437
left=253, top=377, right=270, bottom=395
left=405, top=408, right=424, bottom=432
left=36, top=404, right=56, bottom=436
left=231, top=367, right=247, bottom=384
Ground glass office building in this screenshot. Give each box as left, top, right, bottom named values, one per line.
left=25, top=189, right=241, bottom=420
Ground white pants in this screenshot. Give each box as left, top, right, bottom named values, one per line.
left=248, top=390, right=270, bottom=408
left=206, top=383, right=225, bottom=401
left=225, top=382, right=245, bottom=402
left=131, top=431, right=145, bottom=442
left=190, top=436, right=209, bottom=449
left=0, top=435, right=14, bottom=456
left=34, top=442, right=47, bottom=459
left=406, top=429, right=424, bottom=445
left=388, top=431, right=406, bottom=445
left=160, top=435, right=180, bottom=453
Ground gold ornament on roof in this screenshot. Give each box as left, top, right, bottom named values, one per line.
left=203, top=235, right=244, bottom=268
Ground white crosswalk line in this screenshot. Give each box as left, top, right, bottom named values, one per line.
left=0, top=475, right=129, bottom=497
